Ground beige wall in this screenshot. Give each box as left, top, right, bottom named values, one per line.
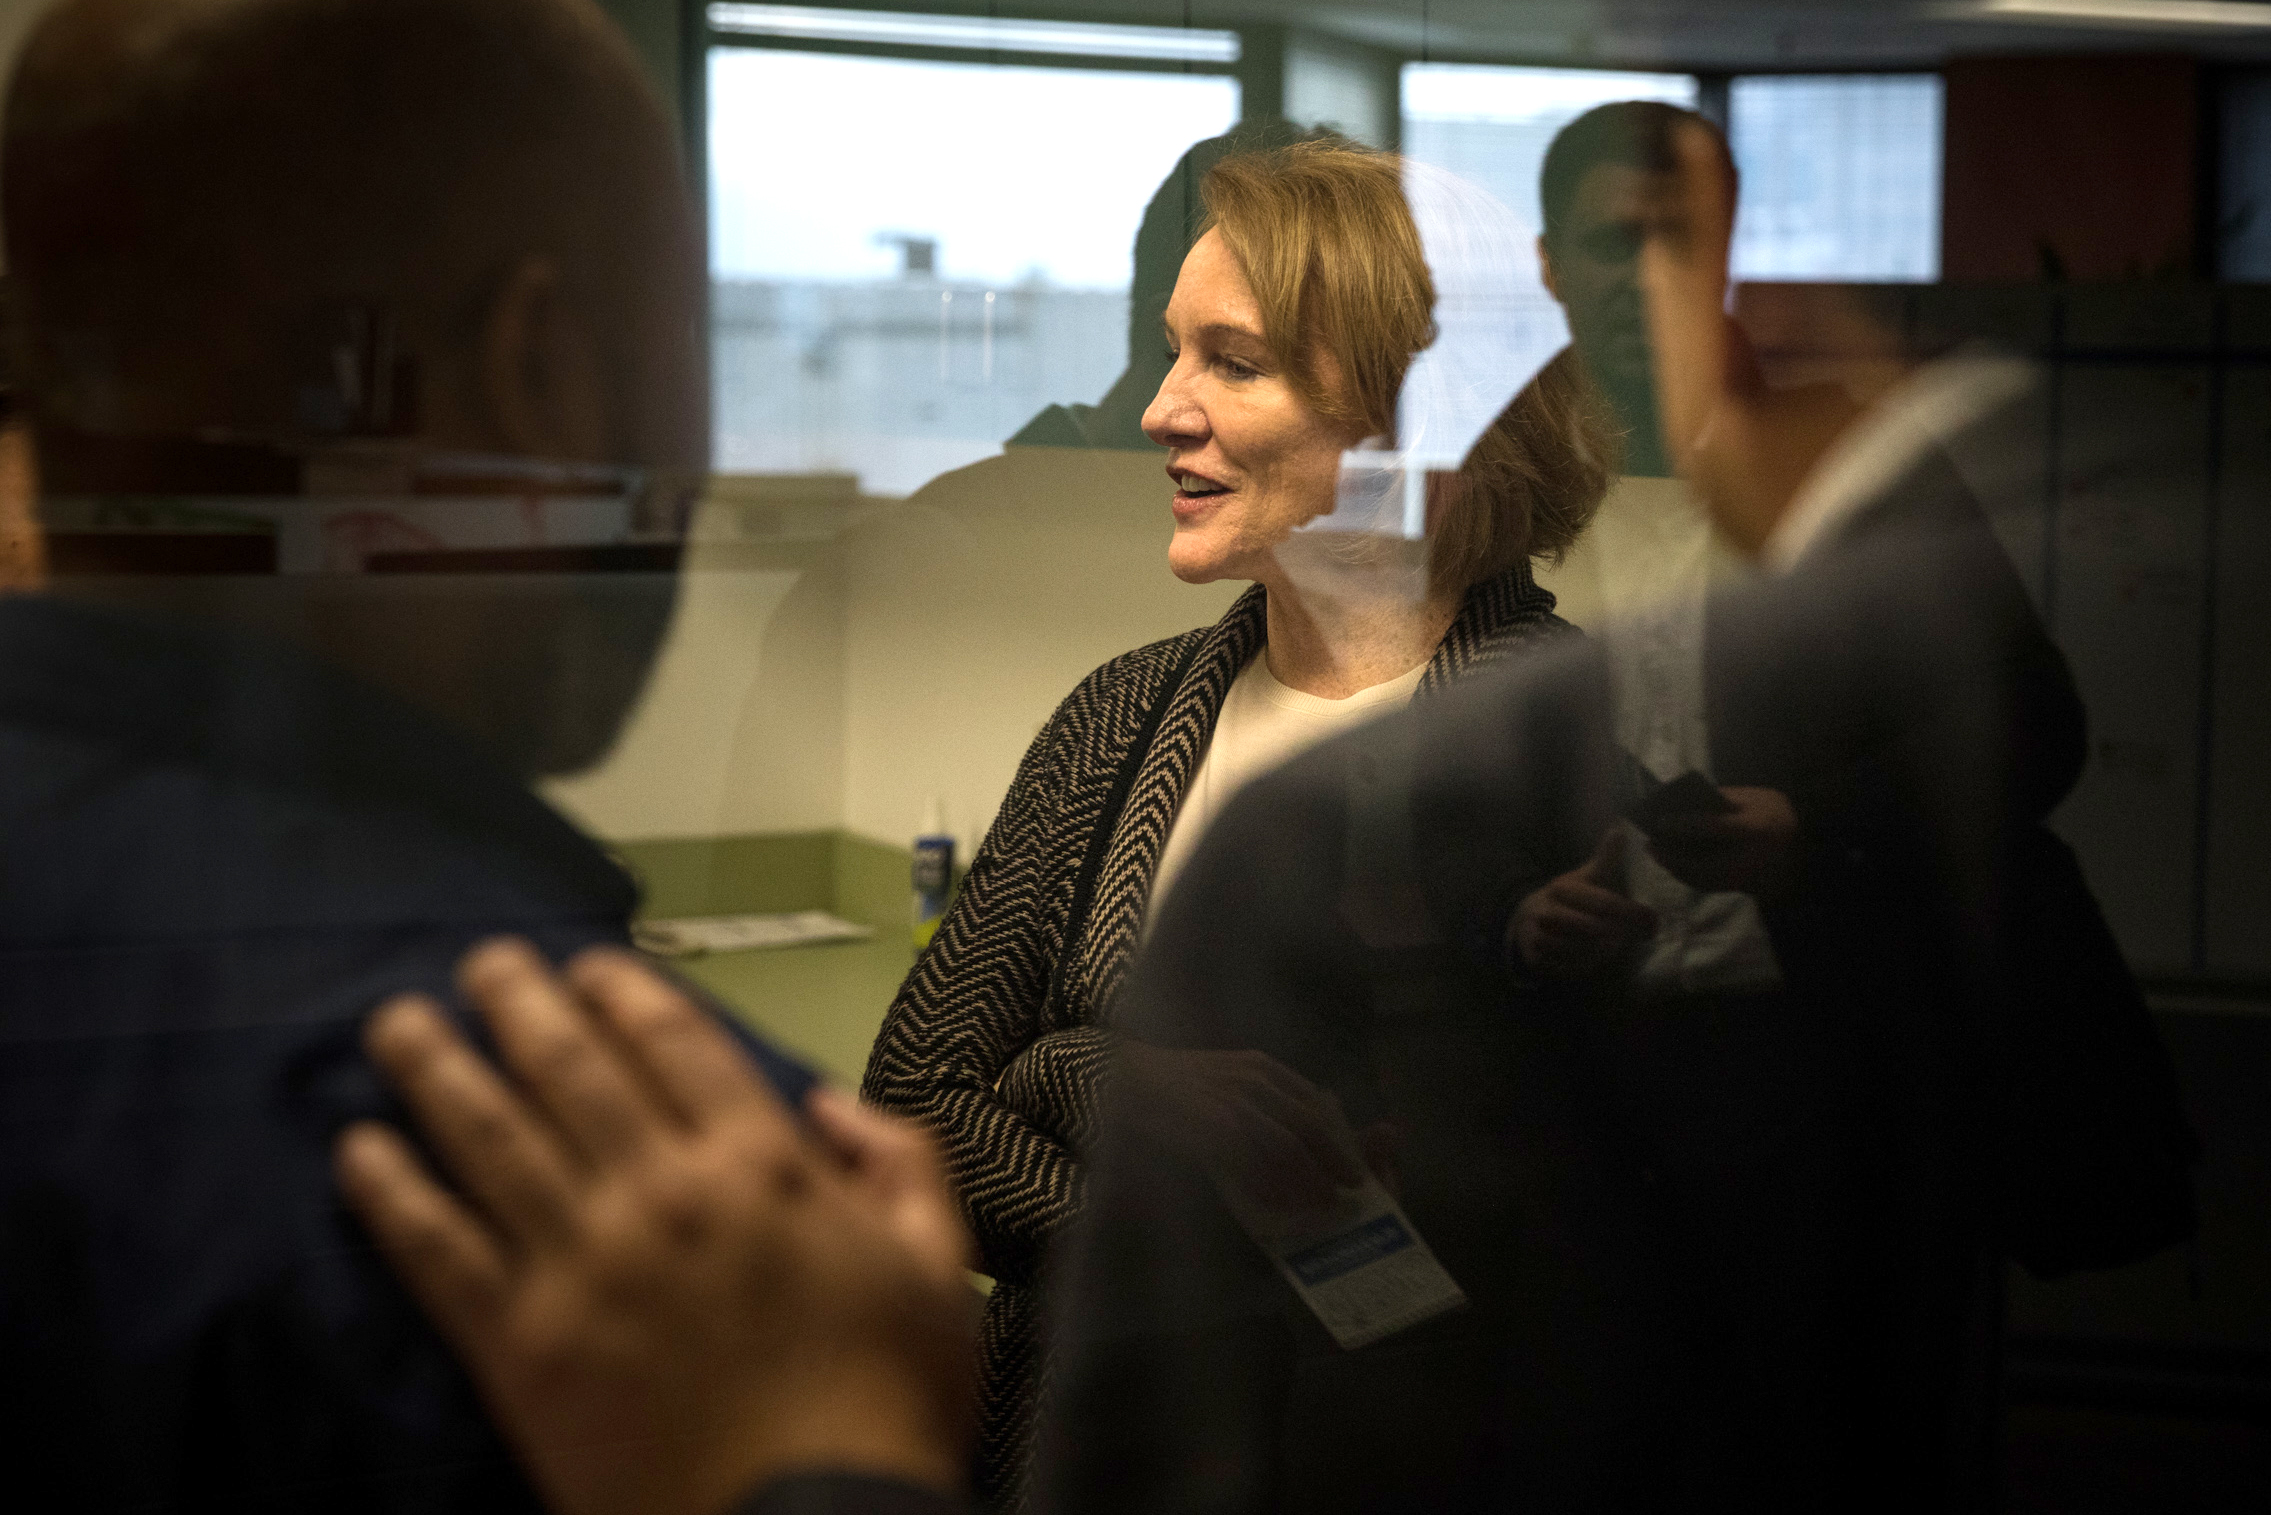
left=548, top=449, right=1243, bottom=859
left=543, top=548, right=847, bottom=842
left=838, top=447, right=1242, bottom=856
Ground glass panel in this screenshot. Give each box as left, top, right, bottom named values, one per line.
left=708, top=46, right=1238, bottom=492
left=1398, top=64, right=1699, bottom=369
left=1728, top=73, right=1945, bottom=281
left=1400, top=63, right=1701, bottom=223
left=1, top=3, right=2258, bottom=1509
left=2218, top=68, right=2271, bottom=278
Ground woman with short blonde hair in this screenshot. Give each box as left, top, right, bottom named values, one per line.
left=863, top=136, right=1614, bottom=1509
left=1202, top=140, right=1609, bottom=588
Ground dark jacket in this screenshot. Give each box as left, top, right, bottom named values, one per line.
left=0, top=595, right=816, bottom=1512
left=1041, top=452, right=2181, bottom=1514
left=860, top=564, right=1572, bottom=1506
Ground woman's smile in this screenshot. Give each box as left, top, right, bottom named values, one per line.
left=1168, top=465, right=1233, bottom=519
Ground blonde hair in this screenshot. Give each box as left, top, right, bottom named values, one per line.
left=1200, top=140, right=1614, bottom=588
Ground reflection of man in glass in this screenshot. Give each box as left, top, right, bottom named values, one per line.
left=1536, top=101, right=1691, bottom=480
left=1525, top=103, right=1789, bottom=1005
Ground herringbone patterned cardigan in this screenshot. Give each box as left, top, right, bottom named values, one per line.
left=860, top=564, right=1571, bottom=1507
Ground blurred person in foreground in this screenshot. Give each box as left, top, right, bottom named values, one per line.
left=861, top=138, right=1614, bottom=1508
left=1034, top=113, right=2189, bottom=1514
left=0, top=0, right=971, bottom=1507
left=1519, top=104, right=2192, bottom=1285
left=1513, top=103, right=2188, bottom=1485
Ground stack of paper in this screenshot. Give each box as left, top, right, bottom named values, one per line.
left=632, top=910, right=875, bottom=958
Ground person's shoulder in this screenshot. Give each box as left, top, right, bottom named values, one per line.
left=1046, top=587, right=1259, bottom=734
left=0, top=595, right=630, bottom=936
left=1071, top=623, right=1208, bottom=699
left=1837, top=444, right=1986, bottom=543
left=1794, top=444, right=2030, bottom=617
left=1534, top=609, right=1583, bottom=641
left=1025, top=631, right=1200, bottom=769
left=1436, top=564, right=1584, bottom=686
left=1469, top=561, right=1571, bottom=629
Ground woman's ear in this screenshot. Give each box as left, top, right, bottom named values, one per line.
left=478, top=255, right=609, bottom=460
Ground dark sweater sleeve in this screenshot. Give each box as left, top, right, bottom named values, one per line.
left=732, top=1472, right=964, bottom=1515
left=860, top=672, right=1108, bottom=1288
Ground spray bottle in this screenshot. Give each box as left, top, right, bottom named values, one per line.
left=912, top=797, right=955, bottom=951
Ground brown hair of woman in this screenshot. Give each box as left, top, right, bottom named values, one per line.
left=1201, top=138, right=1617, bottom=589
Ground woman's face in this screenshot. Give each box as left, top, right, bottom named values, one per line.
left=1143, top=229, right=1363, bottom=585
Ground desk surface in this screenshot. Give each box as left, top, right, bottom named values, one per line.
left=683, top=932, right=917, bottom=1088
left=614, top=830, right=925, bottom=1088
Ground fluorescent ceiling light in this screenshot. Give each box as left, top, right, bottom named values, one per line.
left=1934, top=0, right=2271, bottom=29
left=1403, top=64, right=1697, bottom=125
left=707, top=4, right=1242, bottom=62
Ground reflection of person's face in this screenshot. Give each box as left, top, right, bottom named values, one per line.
left=1144, top=229, right=1361, bottom=586
left=1540, top=161, right=1665, bottom=408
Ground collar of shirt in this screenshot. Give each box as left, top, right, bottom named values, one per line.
left=1760, top=350, right=2037, bottom=576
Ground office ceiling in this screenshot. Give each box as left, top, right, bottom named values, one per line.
left=1039, top=0, right=2271, bottom=69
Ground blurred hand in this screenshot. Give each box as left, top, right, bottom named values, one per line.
left=1638, top=117, right=1860, bottom=555
left=1354, top=1117, right=1406, bottom=1202
left=1646, top=785, right=1802, bottom=899
left=1510, top=827, right=1659, bottom=982
left=334, top=939, right=976, bottom=1515
left=1114, top=1041, right=1365, bottom=1213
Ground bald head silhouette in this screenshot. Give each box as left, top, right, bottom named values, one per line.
left=2, top=0, right=705, bottom=772
left=7, top=0, right=702, bottom=466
